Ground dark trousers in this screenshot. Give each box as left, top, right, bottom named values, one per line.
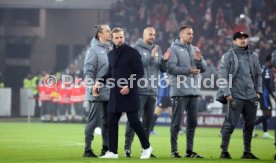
left=84, top=101, right=108, bottom=151
left=221, top=97, right=258, bottom=153
left=254, top=115, right=269, bottom=132
left=170, top=96, right=198, bottom=153
left=109, top=111, right=150, bottom=154
left=124, top=95, right=156, bottom=150
left=256, top=96, right=272, bottom=132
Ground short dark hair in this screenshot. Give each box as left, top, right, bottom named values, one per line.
left=178, top=25, right=192, bottom=33
left=111, top=27, right=124, bottom=34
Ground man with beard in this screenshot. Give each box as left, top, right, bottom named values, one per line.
left=95, top=27, right=153, bottom=159
left=219, top=32, right=262, bottom=159
left=168, top=25, right=206, bottom=158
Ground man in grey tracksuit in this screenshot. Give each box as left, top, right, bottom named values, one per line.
left=219, top=32, right=262, bottom=159
left=168, top=25, right=206, bottom=158
left=83, top=24, right=111, bottom=157
left=124, top=27, right=170, bottom=157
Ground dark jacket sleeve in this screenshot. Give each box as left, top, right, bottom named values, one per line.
left=263, top=69, right=275, bottom=98
left=132, top=49, right=144, bottom=80
left=159, top=59, right=167, bottom=73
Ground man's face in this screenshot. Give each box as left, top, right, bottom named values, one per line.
left=100, top=25, right=111, bottom=41
left=143, top=28, right=156, bottom=45
left=112, top=31, right=125, bottom=47
left=233, top=37, right=248, bottom=47
left=180, top=28, right=193, bottom=44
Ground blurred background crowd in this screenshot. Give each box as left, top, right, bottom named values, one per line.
left=66, top=0, right=276, bottom=91
left=0, top=0, right=275, bottom=122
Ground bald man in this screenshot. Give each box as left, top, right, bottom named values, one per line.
left=124, top=27, right=171, bottom=157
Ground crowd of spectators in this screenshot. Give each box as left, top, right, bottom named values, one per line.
left=63, top=0, right=275, bottom=92
left=108, top=0, right=275, bottom=67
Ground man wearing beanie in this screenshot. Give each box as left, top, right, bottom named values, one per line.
left=218, top=32, right=262, bottom=159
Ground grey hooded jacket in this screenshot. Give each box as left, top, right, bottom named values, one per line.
left=218, top=45, right=262, bottom=99
left=134, top=38, right=167, bottom=95
left=168, top=39, right=207, bottom=97
left=83, top=37, right=111, bottom=101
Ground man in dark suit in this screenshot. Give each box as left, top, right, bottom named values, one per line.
left=94, top=27, right=153, bottom=159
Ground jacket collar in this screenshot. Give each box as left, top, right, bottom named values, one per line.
left=232, top=44, right=250, bottom=55
left=172, top=38, right=190, bottom=49
left=113, top=43, right=127, bottom=54
left=135, top=38, right=154, bottom=50
left=91, top=37, right=111, bottom=50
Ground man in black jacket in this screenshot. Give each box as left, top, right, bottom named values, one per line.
left=94, top=27, right=152, bottom=159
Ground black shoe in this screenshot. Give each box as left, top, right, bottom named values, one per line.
left=171, top=151, right=182, bottom=158
left=220, top=152, right=232, bottom=159
left=150, top=153, right=157, bottom=158
left=124, top=150, right=132, bottom=158
left=185, top=151, right=204, bottom=158
left=241, top=152, right=259, bottom=159
left=100, top=146, right=108, bottom=156
left=83, top=150, right=97, bottom=157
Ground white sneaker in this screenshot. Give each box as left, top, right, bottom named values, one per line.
left=140, top=146, right=153, bottom=159
left=99, top=151, right=118, bottom=159
left=95, top=127, right=102, bottom=136
left=263, top=132, right=274, bottom=139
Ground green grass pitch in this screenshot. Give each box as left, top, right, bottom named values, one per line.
left=0, top=122, right=274, bottom=163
